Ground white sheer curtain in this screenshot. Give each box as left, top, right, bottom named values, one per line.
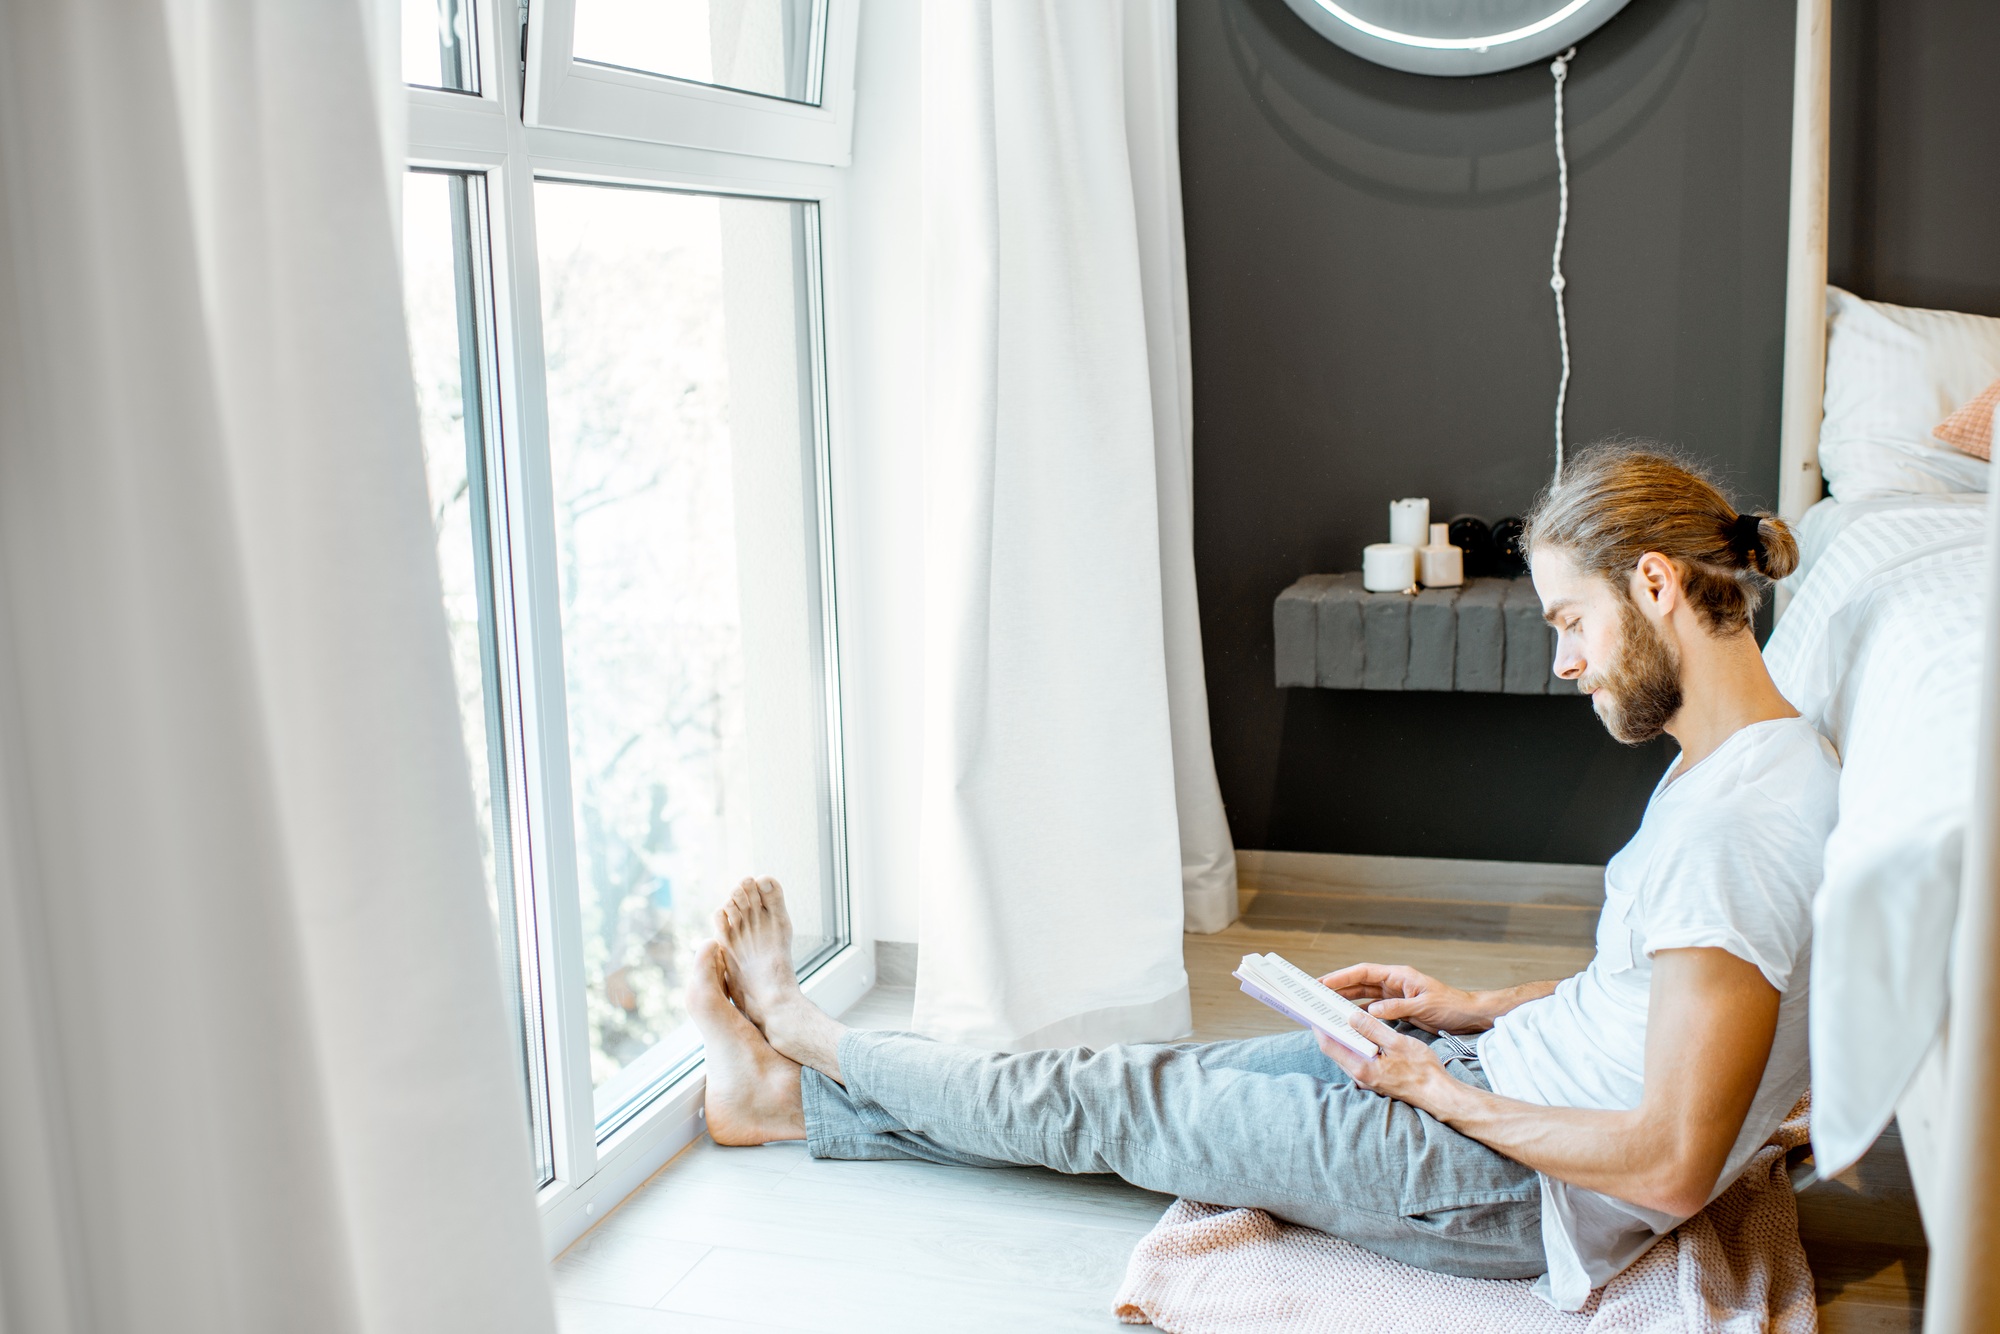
left=915, top=0, right=1235, bottom=1052
left=0, top=3, right=553, bottom=1333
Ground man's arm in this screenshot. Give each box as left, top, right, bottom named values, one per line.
left=1321, top=947, right=1780, bottom=1217
left=1319, top=962, right=1561, bottom=1034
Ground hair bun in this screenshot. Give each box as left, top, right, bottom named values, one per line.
left=1747, top=513, right=1799, bottom=580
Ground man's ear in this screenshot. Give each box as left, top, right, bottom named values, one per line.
left=1629, top=552, right=1681, bottom=622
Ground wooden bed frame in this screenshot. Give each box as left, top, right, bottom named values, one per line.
left=1777, top=4, right=2000, bottom=1325
left=1777, top=0, right=1830, bottom=526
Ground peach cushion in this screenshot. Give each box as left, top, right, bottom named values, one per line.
left=1935, top=376, right=2000, bottom=460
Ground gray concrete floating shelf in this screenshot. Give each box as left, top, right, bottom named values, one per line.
left=1273, top=573, right=1581, bottom=696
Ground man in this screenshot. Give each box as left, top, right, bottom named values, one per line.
left=689, top=446, right=1838, bottom=1309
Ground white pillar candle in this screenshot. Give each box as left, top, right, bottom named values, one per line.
left=1362, top=542, right=1418, bottom=593
left=1389, top=497, right=1430, bottom=549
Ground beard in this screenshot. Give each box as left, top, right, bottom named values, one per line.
left=1581, top=596, right=1683, bottom=745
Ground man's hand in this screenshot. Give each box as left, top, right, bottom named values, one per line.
left=1316, top=1011, right=1454, bottom=1108
left=1318, top=962, right=1499, bottom=1034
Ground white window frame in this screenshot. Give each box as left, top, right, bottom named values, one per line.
left=523, top=0, right=861, bottom=166
left=405, top=0, right=874, bottom=1258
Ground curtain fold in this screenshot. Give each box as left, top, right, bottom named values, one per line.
left=1121, top=3, right=1240, bottom=936
left=915, top=0, right=1235, bottom=1052
left=0, top=4, right=554, bottom=1332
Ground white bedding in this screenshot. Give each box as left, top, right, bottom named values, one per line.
left=1763, top=493, right=1990, bottom=1175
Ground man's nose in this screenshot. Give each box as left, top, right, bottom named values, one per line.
left=1554, top=639, right=1587, bottom=680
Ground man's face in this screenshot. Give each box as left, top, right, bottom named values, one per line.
left=1531, top=547, right=1683, bottom=745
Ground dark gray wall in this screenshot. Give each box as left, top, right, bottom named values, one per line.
left=1181, top=0, right=1794, bottom=864
left=1827, top=0, right=2000, bottom=318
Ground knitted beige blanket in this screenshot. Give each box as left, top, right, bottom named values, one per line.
left=1114, top=1098, right=1816, bottom=1334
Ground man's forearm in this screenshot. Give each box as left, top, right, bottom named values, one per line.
left=1416, top=1073, right=1689, bottom=1213
left=1461, top=979, right=1560, bottom=1029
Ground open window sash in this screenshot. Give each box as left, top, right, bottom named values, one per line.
left=524, top=0, right=860, bottom=166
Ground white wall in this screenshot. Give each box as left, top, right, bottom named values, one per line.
left=836, top=0, right=924, bottom=944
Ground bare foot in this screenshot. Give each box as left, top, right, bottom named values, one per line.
left=713, top=877, right=849, bottom=1080
left=713, top=877, right=802, bottom=1029
left=687, top=940, right=805, bottom=1145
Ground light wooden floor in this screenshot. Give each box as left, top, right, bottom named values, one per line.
left=553, top=905, right=1925, bottom=1332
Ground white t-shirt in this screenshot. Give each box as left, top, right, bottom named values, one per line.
left=1478, top=716, right=1840, bottom=1311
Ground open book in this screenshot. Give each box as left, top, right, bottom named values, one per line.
left=1233, top=952, right=1379, bottom=1058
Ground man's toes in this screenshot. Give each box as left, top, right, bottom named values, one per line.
left=714, top=906, right=733, bottom=941
left=758, top=877, right=789, bottom=919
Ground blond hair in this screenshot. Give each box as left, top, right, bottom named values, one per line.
left=1522, top=445, right=1798, bottom=635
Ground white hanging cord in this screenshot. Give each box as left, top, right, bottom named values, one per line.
left=1549, top=46, right=1577, bottom=489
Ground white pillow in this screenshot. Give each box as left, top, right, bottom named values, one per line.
left=1818, top=287, right=2000, bottom=500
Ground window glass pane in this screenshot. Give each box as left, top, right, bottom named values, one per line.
left=402, top=170, right=553, bottom=1184
left=535, top=180, right=843, bottom=1132
left=403, top=0, right=479, bottom=92
left=571, top=0, right=821, bottom=105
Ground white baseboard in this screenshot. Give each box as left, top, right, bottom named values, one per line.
left=1235, top=850, right=1604, bottom=908
left=540, top=940, right=876, bottom=1259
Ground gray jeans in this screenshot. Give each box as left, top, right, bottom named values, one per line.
left=801, top=1026, right=1545, bottom=1279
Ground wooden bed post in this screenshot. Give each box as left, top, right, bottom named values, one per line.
left=1776, top=0, right=1830, bottom=528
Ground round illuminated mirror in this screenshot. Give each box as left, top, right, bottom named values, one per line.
left=1279, top=0, right=1633, bottom=76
